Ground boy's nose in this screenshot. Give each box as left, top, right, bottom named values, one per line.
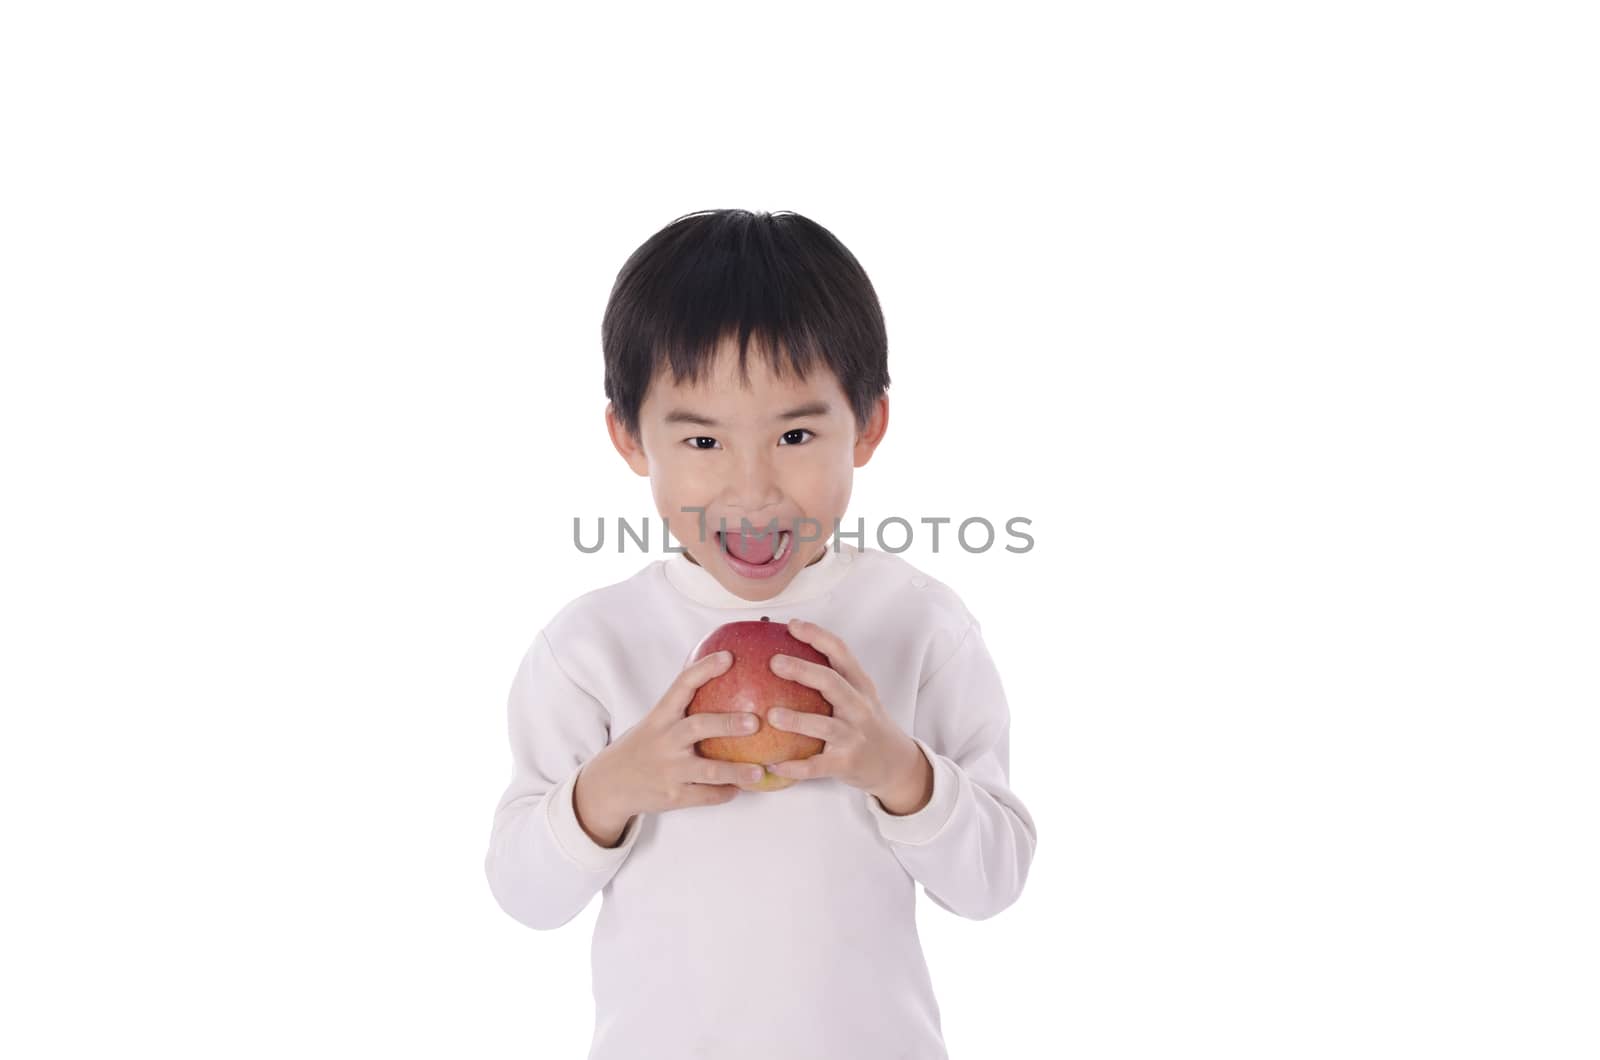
left=722, top=454, right=783, bottom=514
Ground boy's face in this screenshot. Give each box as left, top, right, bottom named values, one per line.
left=607, top=336, right=888, bottom=602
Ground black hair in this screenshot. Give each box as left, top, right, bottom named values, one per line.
left=601, top=209, right=890, bottom=441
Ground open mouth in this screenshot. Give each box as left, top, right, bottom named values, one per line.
left=715, top=528, right=794, bottom=579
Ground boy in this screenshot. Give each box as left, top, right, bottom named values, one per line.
left=484, top=209, right=1038, bottom=1060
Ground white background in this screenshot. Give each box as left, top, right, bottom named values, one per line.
left=2, top=3, right=1596, bottom=1058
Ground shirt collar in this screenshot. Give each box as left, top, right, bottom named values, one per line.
left=662, top=538, right=860, bottom=609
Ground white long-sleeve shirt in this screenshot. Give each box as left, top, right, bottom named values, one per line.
left=484, top=540, right=1038, bottom=1060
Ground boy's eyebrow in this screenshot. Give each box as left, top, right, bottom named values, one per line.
left=663, top=401, right=832, bottom=428
left=663, top=408, right=721, bottom=427
left=775, top=400, right=831, bottom=421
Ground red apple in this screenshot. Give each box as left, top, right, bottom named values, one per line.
left=687, top=617, right=835, bottom=792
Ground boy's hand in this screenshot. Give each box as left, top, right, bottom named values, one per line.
left=581, top=650, right=768, bottom=835
left=763, top=618, right=933, bottom=814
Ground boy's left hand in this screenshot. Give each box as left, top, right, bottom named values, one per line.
left=765, top=618, right=933, bottom=813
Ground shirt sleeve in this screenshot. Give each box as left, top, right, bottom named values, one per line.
left=864, top=619, right=1039, bottom=920
left=484, top=629, right=642, bottom=930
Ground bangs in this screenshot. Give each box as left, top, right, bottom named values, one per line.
left=603, top=209, right=889, bottom=437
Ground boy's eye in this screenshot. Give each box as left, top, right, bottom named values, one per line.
left=685, top=431, right=813, bottom=449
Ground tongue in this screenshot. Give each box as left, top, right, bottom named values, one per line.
left=723, top=530, right=779, bottom=564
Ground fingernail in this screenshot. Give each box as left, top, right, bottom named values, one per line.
left=771, top=655, right=789, bottom=669
left=741, top=714, right=758, bottom=731
left=769, top=708, right=786, bottom=726
left=746, top=767, right=765, bottom=782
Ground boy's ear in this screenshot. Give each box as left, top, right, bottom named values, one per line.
left=852, top=394, right=889, bottom=469
left=605, top=403, right=650, bottom=477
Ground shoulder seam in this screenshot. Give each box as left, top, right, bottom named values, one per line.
left=537, top=628, right=613, bottom=725
left=916, top=618, right=977, bottom=693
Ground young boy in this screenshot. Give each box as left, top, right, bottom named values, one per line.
left=484, top=209, right=1038, bottom=1060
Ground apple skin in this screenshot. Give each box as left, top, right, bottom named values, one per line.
left=687, top=618, right=835, bottom=792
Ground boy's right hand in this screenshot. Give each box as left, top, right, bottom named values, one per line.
left=574, top=650, right=765, bottom=844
